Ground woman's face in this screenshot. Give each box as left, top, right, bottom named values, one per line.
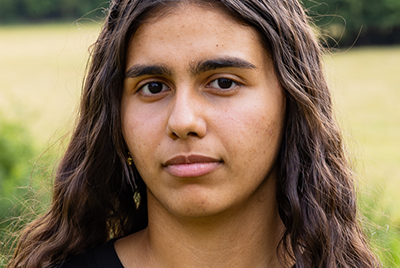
left=121, top=4, right=286, bottom=218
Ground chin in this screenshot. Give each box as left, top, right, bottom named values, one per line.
left=163, top=186, right=233, bottom=219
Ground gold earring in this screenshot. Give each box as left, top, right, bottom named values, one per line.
left=133, top=188, right=141, bottom=209
left=127, top=152, right=140, bottom=209
left=127, top=152, right=133, bottom=166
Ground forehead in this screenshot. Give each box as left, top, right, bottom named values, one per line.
left=140, top=1, right=243, bottom=29
left=126, top=3, right=267, bottom=70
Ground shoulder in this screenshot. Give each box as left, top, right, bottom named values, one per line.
left=55, top=239, right=124, bottom=268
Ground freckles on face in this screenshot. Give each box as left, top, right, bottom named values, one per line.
left=121, top=4, right=286, bottom=217
left=219, top=95, right=284, bottom=173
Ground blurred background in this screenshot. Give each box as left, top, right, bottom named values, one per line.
left=0, top=0, right=399, bottom=266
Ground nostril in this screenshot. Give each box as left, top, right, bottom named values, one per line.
left=171, top=131, right=198, bottom=139
left=187, top=132, right=198, bottom=137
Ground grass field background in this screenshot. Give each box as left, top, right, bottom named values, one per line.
left=0, top=23, right=399, bottom=266
left=0, top=23, right=101, bottom=144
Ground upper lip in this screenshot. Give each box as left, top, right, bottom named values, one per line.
left=163, top=154, right=221, bottom=166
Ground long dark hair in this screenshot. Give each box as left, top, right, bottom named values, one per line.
left=9, top=0, right=380, bottom=267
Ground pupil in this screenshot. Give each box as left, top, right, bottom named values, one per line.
left=148, top=82, right=163, bottom=93
left=218, top=78, right=232, bottom=89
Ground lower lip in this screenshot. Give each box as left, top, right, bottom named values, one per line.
left=165, top=162, right=221, bottom=177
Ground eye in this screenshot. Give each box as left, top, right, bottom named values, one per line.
left=208, top=78, right=238, bottom=90
left=140, top=82, right=169, bottom=95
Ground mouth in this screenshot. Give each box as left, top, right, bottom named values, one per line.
left=163, top=154, right=222, bottom=177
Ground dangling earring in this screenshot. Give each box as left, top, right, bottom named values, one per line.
left=127, top=152, right=141, bottom=209
left=127, top=152, right=133, bottom=166
left=133, top=188, right=141, bottom=210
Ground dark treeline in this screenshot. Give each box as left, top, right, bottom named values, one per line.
left=0, top=0, right=400, bottom=45
left=0, top=0, right=108, bottom=23
left=303, top=0, right=400, bottom=47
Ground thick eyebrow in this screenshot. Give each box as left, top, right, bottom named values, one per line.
left=124, top=57, right=256, bottom=79
left=125, top=64, right=172, bottom=79
left=190, top=57, right=256, bottom=76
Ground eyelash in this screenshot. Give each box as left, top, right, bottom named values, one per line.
left=206, top=78, right=240, bottom=93
left=137, top=77, right=242, bottom=97
left=139, top=81, right=170, bottom=95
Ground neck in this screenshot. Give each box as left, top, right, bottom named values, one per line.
left=116, top=177, right=286, bottom=268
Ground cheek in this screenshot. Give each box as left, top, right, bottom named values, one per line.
left=218, top=96, right=285, bottom=167
left=122, top=105, right=165, bottom=168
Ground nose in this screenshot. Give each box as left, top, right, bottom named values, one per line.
left=166, top=89, right=207, bottom=140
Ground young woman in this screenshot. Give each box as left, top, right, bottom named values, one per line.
left=9, top=0, right=380, bottom=267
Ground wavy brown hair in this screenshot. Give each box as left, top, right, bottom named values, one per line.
left=8, top=0, right=380, bottom=267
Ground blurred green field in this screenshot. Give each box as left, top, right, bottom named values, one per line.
left=0, top=23, right=101, bottom=144
left=0, top=23, right=399, bottom=266
left=326, top=47, right=400, bottom=217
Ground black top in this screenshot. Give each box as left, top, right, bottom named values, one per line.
left=57, top=239, right=124, bottom=268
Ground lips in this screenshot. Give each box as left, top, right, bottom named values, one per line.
left=163, top=154, right=222, bottom=177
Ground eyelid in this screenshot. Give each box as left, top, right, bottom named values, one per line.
left=135, top=77, right=171, bottom=92
left=128, top=73, right=245, bottom=97
left=134, top=78, right=172, bottom=100
left=141, top=82, right=169, bottom=95
left=205, top=72, right=245, bottom=85
left=208, top=78, right=238, bottom=88
left=204, top=74, right=244, bottom=93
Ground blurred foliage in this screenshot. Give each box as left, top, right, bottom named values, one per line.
left=0, top=116, right=35, bottom=218
left=303, top=0, right=400, bottom=46
left=358, top=185, right=400, bottom=267
left=0, top=115, right=35, bottom=266
left=0, top=0, right=108, bottom=23
left=0, top=115, right=53, bottom=267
